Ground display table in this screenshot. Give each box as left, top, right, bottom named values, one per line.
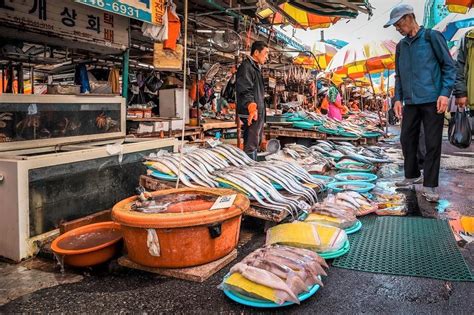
left=201, top=119, right=237, bottom=132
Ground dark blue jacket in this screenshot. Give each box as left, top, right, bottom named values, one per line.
left=394, top=27, right=456, bottom=105
left=236, top=57, right=265, bottom=118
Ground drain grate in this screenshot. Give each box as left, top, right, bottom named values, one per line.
left=332, top=216, right=474, bottom=282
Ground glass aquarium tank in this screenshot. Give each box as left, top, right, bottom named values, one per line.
left=0, top=95, right=125, bottom=151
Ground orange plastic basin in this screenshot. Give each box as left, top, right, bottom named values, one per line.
left=112, top=188, right=249, bottom=268
left=51, top=222, right=123, bottom=267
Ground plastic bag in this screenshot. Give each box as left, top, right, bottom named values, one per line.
left=449, top=109, right=472, bottom=149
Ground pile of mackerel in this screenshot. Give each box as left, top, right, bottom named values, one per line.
left=145, top=144, right=325, bottom=219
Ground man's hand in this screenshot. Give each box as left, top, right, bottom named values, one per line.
left=247, top=102, right=258, bottom=126
left=394, top=101, right=403, bottom=119
left=437, top=95, right=449, bottom=114
left=456, top=96, right=467, bottom=108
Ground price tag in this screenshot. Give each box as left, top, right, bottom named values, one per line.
left=211, top=194, right=237, bottom=210
left=28, top=104, right=38, bottom=115
left=206, top=139, right=220, bottom=148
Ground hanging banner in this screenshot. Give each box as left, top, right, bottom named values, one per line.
left=75, top=0, right=165, bottom=25
left=0, top=0, right=129, bottom=50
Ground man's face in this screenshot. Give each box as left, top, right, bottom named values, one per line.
left=254, top=47, right=269, bottom=65
left=394, top=15, right=410, bottom=36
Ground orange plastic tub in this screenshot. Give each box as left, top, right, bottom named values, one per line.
left=51, top=222, right=122, bottom=267
left=112, top=188, right=249, bottom=268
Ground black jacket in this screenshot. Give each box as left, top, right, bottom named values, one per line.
left=236, top=57, right=265, bottom=117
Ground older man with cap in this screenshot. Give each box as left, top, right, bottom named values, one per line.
left=384, top=4, right=456, bottom=202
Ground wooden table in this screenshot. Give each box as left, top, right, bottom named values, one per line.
left=201, top=119, right=237, bottom=132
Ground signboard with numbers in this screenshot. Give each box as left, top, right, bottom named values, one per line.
left=75, top=0, right=165, bottom=25
left=0, top=0, right=129, bottom=51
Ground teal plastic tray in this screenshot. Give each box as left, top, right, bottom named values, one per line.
left=334, top=172, right=378, bottom=182
left=327, top=181, right=375, bottom=193
left=223, top=278, right=320, bottom=308
left=319, top=239, right=350, bottom=259
left=149, top=170, right=178, bottom=181
left=335, top=161, right=374, bottom=173
left=362, top=132, right=382, bottom=138
left=293, top=121, right=316, bottom=130
left=345, top=220, right=362, bottom=235
left=317, top=126, right=339, bottom=135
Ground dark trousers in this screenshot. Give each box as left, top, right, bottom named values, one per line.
left=241, top=117, right=264, bottom=160
left=400, top=103, right=444, bottom=187
left=417, top=121, right=426, bottom=170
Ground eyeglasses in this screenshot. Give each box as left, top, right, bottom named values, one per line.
left=394, top=15, right=407, bottom=28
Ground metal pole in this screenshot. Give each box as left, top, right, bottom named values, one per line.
left=122, top=49, right=130, bottom=101
left=30, top=66, right=34, bottom=95
left=385, top=69, right=390, bottom=133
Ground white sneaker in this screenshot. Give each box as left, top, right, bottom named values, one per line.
left=395, top=175, right=423, bottom=187
left=422, top=187, right=439, bottom=202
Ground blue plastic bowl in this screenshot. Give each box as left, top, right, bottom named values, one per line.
left=327, top=181, right=375, bottom=193
left=223, top=278, right=321, bottom=308
left=335, top=161, right=375, bottom=173
left=334, top=172, right=378, bottom=183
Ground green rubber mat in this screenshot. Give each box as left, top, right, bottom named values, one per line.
left=332, top=216, right=474, bottom=282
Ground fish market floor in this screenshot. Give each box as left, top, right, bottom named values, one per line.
left=1, top=139, right=473, bottom=313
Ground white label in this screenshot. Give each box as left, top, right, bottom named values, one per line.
left=28, top=104, right=38, bottom=115
left=211, top=194, right=237, bottom=210
left=206, top=139, right=220, bottom=148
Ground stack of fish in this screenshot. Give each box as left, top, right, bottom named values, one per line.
left=290, top=111, right=384, bottom=136
left=145, top=145, right=325, bottom=217
left=266, top=143, right=333, bottom=172
left=346, top=111, right=384, bottom=130
left=312, top=191, right=377, bottom=217
left=214, top=161, right=324, bottom=218
left=144, top=144, right=255, bottom=188
left=222, top=245, right=328, bottom=305
left=310, top=140, right=392, bottom=164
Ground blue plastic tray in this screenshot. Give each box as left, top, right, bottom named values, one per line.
left=149, top=170, right=178, bottom=181
left=345, top=220, right=362, bottom=235
left=327, top=181, right=375, bottom=193
left=334, top=172, right=378, bottom=183
left=335, top=161, right=374, bottom=173
left=319, top=239, right=350, bottom=259
left=223, top=279, right=320, bottom=308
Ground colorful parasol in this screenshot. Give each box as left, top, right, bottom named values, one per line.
left=326, top=40, right=397, bottom=79
left=293, top=42, right=338, bottom=69
left=445, top=0, right=473, bottom=13
left=257, top=2, right=340, bottom=30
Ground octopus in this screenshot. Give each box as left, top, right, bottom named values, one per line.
left=96, top=112, right=118, bottom=131
left=96, top=112, right=107, bottom=129
left=16, top=114, right=41, bottom=137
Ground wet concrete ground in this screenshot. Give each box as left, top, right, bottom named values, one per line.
left=1, top=131, right=473, bottom=314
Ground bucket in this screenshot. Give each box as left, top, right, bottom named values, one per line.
left=112, top=188, right=249, bottom=268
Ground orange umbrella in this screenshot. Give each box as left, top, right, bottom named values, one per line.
left=326, top=40, right=396, bottom=79
left=293, top=42, right=338, bottom=69
left=445, top=0, right=473, bottom=13
left=257, top=2, right=339, bottom=30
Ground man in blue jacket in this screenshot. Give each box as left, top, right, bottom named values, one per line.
left=384, top=4, right=456, bottom=202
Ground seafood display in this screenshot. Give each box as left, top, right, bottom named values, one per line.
left=313, top=191, right=377, bottom=217
left=145, top=144, right=326, bottom=217
left=288, top=111, right=384, bottom=137
left=0, top=112, right=13, bottom=142
left=267, top=140, right=391, bottom=176
left=372, top=189, right=407, bottom=216
left=221, top=245, right=328, bottom=305
left=266, top=221, right=348, bottom=253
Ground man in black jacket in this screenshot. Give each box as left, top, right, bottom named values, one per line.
left=236, top=41, right=269, bottom=160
